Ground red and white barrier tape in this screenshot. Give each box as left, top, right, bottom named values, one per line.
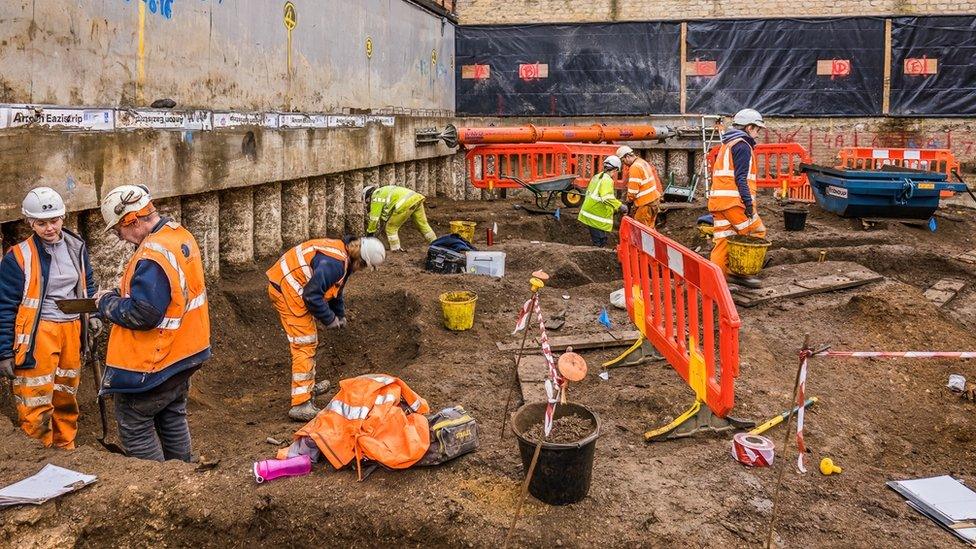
left=732, top=432, right=775, bottom=467
left=514, top=295, right=563, bottom=436
left=817, top=351, right=976, bottom=359
left=795, top=353, right=809, bottom=473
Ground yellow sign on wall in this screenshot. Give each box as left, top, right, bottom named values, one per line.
left=366, top=37, right=373, bottom=59
left=431, top=49, right=437, bottom=66
left=283, top=2, right=298, bottom=30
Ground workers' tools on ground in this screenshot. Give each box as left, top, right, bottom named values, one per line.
left=85, top=324, right=127, bottom=455
left=750, top=397, right=819, bottom=436
left=820, top=458, right=842, bottom=476
left=731, top=432, right=775, bottom=467
left=56, top=298, right=98, bottom=314
left=500, top=271, right=549, bottom=440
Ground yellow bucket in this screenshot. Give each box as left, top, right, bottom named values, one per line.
left=439, top=291, right=478, bottom=331
left=450, top=220, right=477, bottom=243
left=727, top=235, right=771, bottom=276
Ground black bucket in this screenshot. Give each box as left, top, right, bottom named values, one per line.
left=783, top=207, right=808, bottom=231
left=511, top=402, right=601, bottom=505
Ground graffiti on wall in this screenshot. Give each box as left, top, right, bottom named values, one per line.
left=123, top=0, right=222, bottom=20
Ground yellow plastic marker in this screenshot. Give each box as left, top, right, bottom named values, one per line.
left=820, top=457, right=842, bottom=476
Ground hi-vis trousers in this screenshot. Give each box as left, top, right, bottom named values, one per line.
left=268, top=284, right=319, bottom=406
left=710, top=206, right=767, bottom=275
left=12, top=319, right=82, bottom=448
left=385, top=200, right=436, bottom=251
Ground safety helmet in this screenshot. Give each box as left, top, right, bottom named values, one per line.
left=362, top=185, right=378, bottom=202
left=359, top=237, right=386, bottom=268
left=732, top=108, right=765, bottom=128
left=100, top=184, right=153, bottom=231
left=603, top=155, right=622, bottom=171
left=615, top=145, right=634, bottom=158
left=22, top=187, right=66, bottom=219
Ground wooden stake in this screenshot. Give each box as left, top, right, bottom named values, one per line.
left=504, top=438, right=544, bottom=549
left=882, top=18, right=892, bottom=115
left=765, top=334, right=811, bottom=548
left=501, top=312, right=534, bottom=440
left=679, top=22, right=688, bottom=115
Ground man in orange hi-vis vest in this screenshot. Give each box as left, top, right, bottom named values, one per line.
left=708, top=109, right=768, bottom=289
left=95, top=185, right=210, bottom=461
left=267, top=236, right=386, bottom=422
left=617, top=145, right=663, bottom=228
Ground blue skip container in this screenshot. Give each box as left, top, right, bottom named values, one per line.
left=800, top=164, right=967, bottom=220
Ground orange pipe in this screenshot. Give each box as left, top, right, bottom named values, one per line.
left=456, top=123, right=670, bottom=145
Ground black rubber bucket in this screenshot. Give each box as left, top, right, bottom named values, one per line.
left=511, top=402, right=601, bottom=505
left=783, top=207, right=808, bottom=231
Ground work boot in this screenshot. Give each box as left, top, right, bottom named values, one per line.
left=288, top=401, right=321, bottom=422
left=727, top=274, right=762, bottom=289
left=312, top=379, right=331, bottom=396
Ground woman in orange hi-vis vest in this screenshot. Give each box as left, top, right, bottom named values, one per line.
left=708, top=109, right=769, bottom=289
left=617, top=145, right=663, bottom=228
left=266, top=236, right=386, bottom=422
left=0, top=187, right=100, bottom=449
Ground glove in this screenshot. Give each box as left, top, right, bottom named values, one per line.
left=336, top=317, right=347, bottom=329
left=88, top=317, right=104, bottom=337
left=0, top=358, right=13, bottom=380
left=326, top=317, right=342, bottom=330
left=964, top=382, right=976, bottom=401
left=93, top=289, right=115, bottom=307
left=744, top=203, right=754, bottom=218
left=617, top=204, right=629, bottom=215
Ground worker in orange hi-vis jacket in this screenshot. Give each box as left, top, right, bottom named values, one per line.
left=708, top=109, right=768, bottom=289
left=617, top=145, right=663, bottom=229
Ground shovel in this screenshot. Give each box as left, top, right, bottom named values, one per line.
left=85, top=325, right=127, bottom=455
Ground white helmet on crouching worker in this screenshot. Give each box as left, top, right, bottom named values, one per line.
left=603, top=155, right=622, bottom=171
left=359, top=237, right=386, bottom=269
left=362, top=185, right=378, bottom=202
left=615, top=145, right=634, bottom=158
left=22, top=187, right=67, bottom=220
left=100, top=184, right=155, bottom=232
left=732, top=108, right=765, bottom=128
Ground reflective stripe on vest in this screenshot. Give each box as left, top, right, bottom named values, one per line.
left=709, top=137, right=758, bottom=212
left=267, top=239, right=348, bottom=305
left=12, top=239, right=43, bottom=364
left=19, top=241, right=34, bottom=305
left=579, top=208, right=614, bottom=226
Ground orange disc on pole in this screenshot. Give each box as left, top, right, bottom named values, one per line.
left=557, top=351, right=587, bottom=382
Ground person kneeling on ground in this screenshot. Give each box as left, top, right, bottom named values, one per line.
left=578, top=155, right=627, bottom=247
left=363, top=185, right=436, bottom=252
left=266, top=236, right=386, bottom=422
left=708, top=108, right=768, bottom=289
left=0, top=187, right=101, bottom=449
left=95, top=185, right=211, bottom=462
left=616, top=145, right=663, bottom=228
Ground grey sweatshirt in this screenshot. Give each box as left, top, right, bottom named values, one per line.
left=40, top=237, right=81, bottom=321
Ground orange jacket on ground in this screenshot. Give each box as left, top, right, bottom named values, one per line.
left=105, top=221, right=210, bottom=373
left=708, top=136, right=758, bottom=212
left=625, top=157, right=662, bottom=207
left=289, top=374, right=431, bottom=476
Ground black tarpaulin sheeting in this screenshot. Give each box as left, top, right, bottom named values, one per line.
left=455, top=23, right=681, bottom=116
left=686, top=18, right=885, bottom=116
left=890, top=16, right=976, bottom=116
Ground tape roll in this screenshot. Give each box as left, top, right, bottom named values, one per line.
left=731, top=432, right=775, bottom=467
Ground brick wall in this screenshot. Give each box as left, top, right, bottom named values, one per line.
left=456, top=0, right=976, bottom=25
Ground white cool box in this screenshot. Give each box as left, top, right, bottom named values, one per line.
left=465, top=251, right=506, bottom=277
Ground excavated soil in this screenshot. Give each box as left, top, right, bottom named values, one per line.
left=3, top=192, right=976, bottom=547
left=524, top=415, right=596, bottom=444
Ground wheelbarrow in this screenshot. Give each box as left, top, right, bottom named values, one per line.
left=500, top=174, right=584, bottom=212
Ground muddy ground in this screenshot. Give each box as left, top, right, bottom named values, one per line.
left=3, top=192, right=976, bottom=548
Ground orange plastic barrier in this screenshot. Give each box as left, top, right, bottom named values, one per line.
left=837, top=147, right=960, bottom=175
left=466, top=142, right=627, bottom=190
left=617, top=216, right=742, bottom=432
left=707, top=142, right=814, bottom=203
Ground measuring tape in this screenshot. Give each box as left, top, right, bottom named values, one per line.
left=732, top=433, right=775, bottom=467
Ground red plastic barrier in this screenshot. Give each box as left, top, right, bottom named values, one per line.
left=617, top=216, right=742, bottom=418
left=707, top=142, right=814, bottom=203
left=837, top=147, right=961, bottom=197
left=466, top=142, right=626, bottom=191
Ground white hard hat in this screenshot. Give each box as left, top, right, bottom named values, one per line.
left=732, top=108, right=765, bottom=128
left=22, top=187, right=66, bottom=219
left=359, top=237, right=386, bottom=268
left=362, top=185, right=378, bottom=201
left=604, top=155, right=622, bottom=171
left=615, top=145, right=634, bottom=158
left=100, top=184, right=153, bottom=231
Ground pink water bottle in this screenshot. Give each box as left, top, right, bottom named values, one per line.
left=253, top=455, right=312, bottom=483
